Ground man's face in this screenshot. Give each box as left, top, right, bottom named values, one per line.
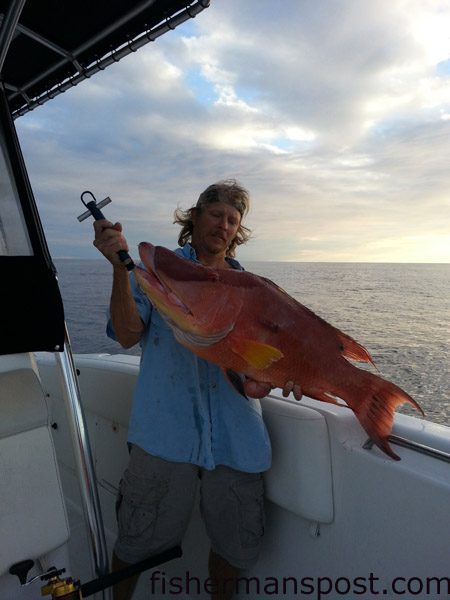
left=191, top=201, right=241, bottom=256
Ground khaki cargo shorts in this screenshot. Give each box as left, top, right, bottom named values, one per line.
left=114, top=444, right=265, bottom=569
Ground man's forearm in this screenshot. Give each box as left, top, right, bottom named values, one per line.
left=110, top=266, right=144, bottom=348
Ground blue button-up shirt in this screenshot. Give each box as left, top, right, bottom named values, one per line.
left=107, top=243, right=271, bottom=472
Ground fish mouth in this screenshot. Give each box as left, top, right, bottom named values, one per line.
left=136, top=242, right=191, bottom=315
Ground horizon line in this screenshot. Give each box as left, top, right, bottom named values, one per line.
left=53, top=257, right=450, bottom=265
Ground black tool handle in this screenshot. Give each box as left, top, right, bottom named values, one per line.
left=86, top=200, right=135, bottom=271
left=80, top=546, right=182, bottom=597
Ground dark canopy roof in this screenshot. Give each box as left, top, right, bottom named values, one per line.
left=0, top=0, right=210, bottom=117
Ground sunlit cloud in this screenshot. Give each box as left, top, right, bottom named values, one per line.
left=16, top=0, right=450, bottom=263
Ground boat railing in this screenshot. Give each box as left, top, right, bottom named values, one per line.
left=363, top=435, right=450, bottom=463
left=55, top=330, right=111, bottom=598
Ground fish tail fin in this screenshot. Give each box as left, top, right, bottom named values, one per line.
left=347, top=370, right=424, bottom=460
left=337, top=331, right=375, bottom=366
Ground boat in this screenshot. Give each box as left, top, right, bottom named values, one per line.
left=0, top=1, right=449, bottom=598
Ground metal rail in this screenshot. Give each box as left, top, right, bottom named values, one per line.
left=364, top=435, right=450, bottom=463
left=0, top=0, right=26, bottom=72
left=8, top=0, right=210, bottom=118
left=15, top=22, right=84, bottom=72
left=55, top=326, right=111, bottom=600
left=8, top=0, right=160, bottom=96
left=389, top=434, right=450, bottom=463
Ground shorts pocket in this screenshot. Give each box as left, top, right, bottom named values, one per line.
left=117, top=473, right=167, bottom=543
left=232, top=476, right=265, bottom=549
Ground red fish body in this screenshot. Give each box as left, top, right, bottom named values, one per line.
left=135, top=242, right=423, bottom=460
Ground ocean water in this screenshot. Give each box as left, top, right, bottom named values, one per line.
left=55, top=259, right=450, bottom=427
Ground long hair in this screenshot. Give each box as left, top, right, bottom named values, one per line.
left=173, top=179, right=252, bottom=257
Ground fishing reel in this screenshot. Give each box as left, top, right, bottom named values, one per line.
left=9, top=545, right=182, bottom=598
left=40, top=567, right=81, bottom=599
left=9, top=560, right=81, bottom=599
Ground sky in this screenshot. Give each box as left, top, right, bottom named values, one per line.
left=16, top=0, right=450, bottom=263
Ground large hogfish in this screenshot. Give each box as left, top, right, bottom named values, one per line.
left=135, top=242, right=423, bottom=460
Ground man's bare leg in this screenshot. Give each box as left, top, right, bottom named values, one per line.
left=208, top=549, right=239, bottom=600
left=111, top=551, right=139, bottom=600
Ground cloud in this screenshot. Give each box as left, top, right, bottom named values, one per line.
left=16, top=0, right=450, bottom=262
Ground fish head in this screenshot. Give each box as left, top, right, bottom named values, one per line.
left=135, top=242, right=243, bottom=341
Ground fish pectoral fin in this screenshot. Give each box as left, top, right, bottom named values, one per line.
left=230, top=338, right=284, bottom=370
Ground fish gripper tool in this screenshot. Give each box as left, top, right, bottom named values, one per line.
left=78, top=190, right=135, bottom=271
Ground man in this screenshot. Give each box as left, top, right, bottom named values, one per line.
left=93, top=180, right=301, bottom=599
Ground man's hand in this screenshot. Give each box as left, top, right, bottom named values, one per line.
left=93, top=219, right=129, bottom=267
left=243, top=379, right=272, bottom=399
left=243, top=378, right=303, bottom=401
left=281, top=380, right=303, bottom=400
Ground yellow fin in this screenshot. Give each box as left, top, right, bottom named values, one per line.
left=230, top=338, right=284, bottom=369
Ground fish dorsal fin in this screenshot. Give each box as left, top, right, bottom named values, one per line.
left=337, top=330, right=375, bottom=365
left=230, top=337, right=284, bottom=370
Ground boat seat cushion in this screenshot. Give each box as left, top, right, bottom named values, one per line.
left=0, top=357, right=69, bottom=576
left=261, top=396, right=334, bottom=523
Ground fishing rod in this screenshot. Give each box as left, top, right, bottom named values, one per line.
left=10, top=546, right=182, bottom=598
